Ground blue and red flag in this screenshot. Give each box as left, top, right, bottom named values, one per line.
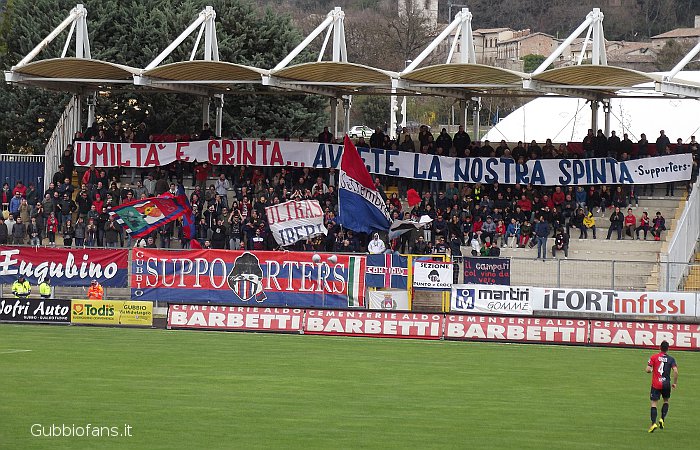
left=110, top=195, right=190, bottom=239
left=337, top=135, right=391, bottom=233
left=365, top=253, right=408, bottom=289
left=162, top=192, right=195, bottom=240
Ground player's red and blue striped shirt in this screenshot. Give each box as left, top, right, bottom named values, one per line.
left=648, top=352, right=677, bottom=389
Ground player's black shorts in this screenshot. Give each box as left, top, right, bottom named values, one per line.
left=650, top=385, right=671, bottom=401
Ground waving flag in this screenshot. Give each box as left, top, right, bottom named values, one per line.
left=162, top=192, right=195, bottom=240
left=338, top=135, right=391, bottom=233
left=110, top=195, right=189, bottom=238
left=365, top=253, right=408, bottom=289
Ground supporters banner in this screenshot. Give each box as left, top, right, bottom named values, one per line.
left=413, top=261, right=453, bottom=290
left=531, top=287, right=696, bottom=317
left=304, top=309, right=443, bottom=339
left=167, top=304, right=303, bottom=332
left=74, top=140, right=693, bottom=185
left=367, top=289, right=410, bottom=311
left=70, top=300, right=153, bottom=326
left=445, top=314, right=589, bottom=344
left=0, top=298, right=71, bottom=323
left=451, top=284, right=533, bottom=315
left=365, top=253, right=408, bottom=289
left=0, top=246, right=128, bottom=287
left=463, top=257, right=511, bottom=285
left=131, top=249, right=366, bottom=308
left=265, top=199, right=327, bottom=246
left=590, top=320, right=700, bottom=350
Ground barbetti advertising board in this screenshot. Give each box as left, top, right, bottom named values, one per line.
left=131, top=249, right=366, bottom=308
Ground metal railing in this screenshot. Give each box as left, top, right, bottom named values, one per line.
left=452, top=255, right=665, bottom=291
left=44, top=95, right=81, bottom=191
left=661, top=178, right=700, bottom=291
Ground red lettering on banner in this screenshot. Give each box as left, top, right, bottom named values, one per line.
left=259, top=140, right=270, bottom=165
left=133, top=143, right=146, bottom=166
left=116, top=144, right=131, bottom=166
left=241, top=141, right=256, bottom=165
left=303, top=309, right=442, bottom=339
left=144, top=145, right=161, bottom=166
left=590, top=320, right=700, bottom=350
left=208, top=140, right=221, bottom=165
left=168, top=305, right=303, bottom=332
left=176, top=142, right=190, bottom=162
left=270, top=142, right=284, bottom=166
left=75, top=142, right=90, bottom=166
left=445, top=314, right=588, bottom=344
left=221, top=140, right=235, bottom=165
left=92, top=142, right=110, bottom=166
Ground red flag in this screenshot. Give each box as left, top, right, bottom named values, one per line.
left=407, top=189, right=421, bottom=207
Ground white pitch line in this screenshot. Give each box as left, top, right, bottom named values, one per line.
left=0, top=349, right=32, bottom=354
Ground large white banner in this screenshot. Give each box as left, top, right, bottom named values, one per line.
left=531, top=287, right=697, bottom=317
left=74, top=140, right=693, bottom=186
left=367, top=289, right=410, bottom=311
left=265, top=200, right=327, bottom=246
left=413, top=261, right=453, bottom=290
left=451, top=284, right=533, bottom=315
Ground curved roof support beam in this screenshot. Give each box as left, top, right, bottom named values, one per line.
left=664, top=38, right=700, bottom=82
left=145, top=6, right=218, bottom=71
left=14, top=3, right=90, bottom=69
left=532, top=8, right=606, bottom=76
left=274, top=7, right=346, bottom=70
left=404, top=7, right=474, bottom=73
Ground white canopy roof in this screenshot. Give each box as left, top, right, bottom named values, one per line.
left=484, top=72, right=700, bottom=143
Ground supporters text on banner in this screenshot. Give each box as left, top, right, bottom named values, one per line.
left=131, top=249, right=366, bottom=308
left=265, top=200, right=328, bottom=246
left=74, top=140, right=694, bottom=185
left=463, top=257, right=511, bottom=285
left=70, top=300, right=153, bottom=326
left=0, top=298, right=71, bottom=323
left=167, top=304, right=304, bottom=332
left=445, top=314, right=589, bottom=344
left=0, top=247, right=128, bottom=287
left=451, top=284, right=533, bottom=315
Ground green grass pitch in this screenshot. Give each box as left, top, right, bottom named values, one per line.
left=1, top=324, right=699, bottom=449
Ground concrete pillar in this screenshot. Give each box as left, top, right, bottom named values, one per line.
left=330, top=97, right=339, bottom=139
left=590, top=100, right=599, bottom=133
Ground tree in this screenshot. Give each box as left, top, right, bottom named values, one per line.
left=655, top=39, right=700, bottom=71
left=0, top=0, right=327, bottom=153
left=522, top=54, right=548, bottom=73
left=354, top=95, right=389, bottom=128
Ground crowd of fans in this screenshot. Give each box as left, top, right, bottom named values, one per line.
left=0, top=120, right=697, bottom=261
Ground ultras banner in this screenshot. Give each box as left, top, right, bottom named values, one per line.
left=131, top=249, right=366, bottom=308
left=0, top=246, right=128, bottom=287
left=167, top=304, right=304, bottom=332
left=74, top=140, right=693, bottom=185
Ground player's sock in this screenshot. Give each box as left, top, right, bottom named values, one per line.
left=650, top=407, right=657, bottom=424
left=661, top=403, right=668, bottom=419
